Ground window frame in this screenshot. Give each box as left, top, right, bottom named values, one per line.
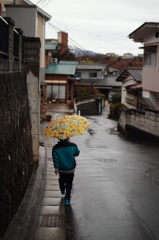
left=89, top=72, right=97, bottom=78
left=77, top=72, right=81, bottom=78
left=143, top=46, right=157, bottom=67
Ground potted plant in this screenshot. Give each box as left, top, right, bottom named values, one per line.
left=46, top=114, right=52, bottom=121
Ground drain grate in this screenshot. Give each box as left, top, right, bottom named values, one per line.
left=97, top=158, right=117, bottom=163
left=37, top=214, right=64, bottom=227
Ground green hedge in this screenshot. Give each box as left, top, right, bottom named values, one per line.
left=108, top=103, right=128, bottom=120
left=111, top=93, right=121, bottom=104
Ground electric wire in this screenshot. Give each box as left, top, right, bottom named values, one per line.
left=32, top=0, right=133, bottom=53
left=47, top=17, right=130, bottom=48
left=36, top=0, right=44, bottom=5
left=42, top=0, right=52, bottom=8
left=38, top=0, right=49, bottom=6
left=47, top=22, right=88, bottom=52
left=47, top=21, right=106, bottom=63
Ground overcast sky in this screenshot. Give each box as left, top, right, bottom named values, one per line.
left=32, top=0, right=159, bottom=56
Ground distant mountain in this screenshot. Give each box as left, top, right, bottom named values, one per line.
left=69, top=46, right=97, bottom=56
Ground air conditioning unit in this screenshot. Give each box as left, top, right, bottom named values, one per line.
left=52, top=58, right=58, bottom=63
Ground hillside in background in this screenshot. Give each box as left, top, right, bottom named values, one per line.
left=104, top=56, right=143, bottom=71
left=76, top=54, right=143, bottom=72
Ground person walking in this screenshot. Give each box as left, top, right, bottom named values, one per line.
left=52, top=138, right=80, bottom=205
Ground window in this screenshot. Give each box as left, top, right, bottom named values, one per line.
left=143, top=47, right=157, bottom=66
left=77, top=72, right=81, bottom=77
left=89, top=72, right=97, bottom=78
left=126, top=93, right=135, bottom=105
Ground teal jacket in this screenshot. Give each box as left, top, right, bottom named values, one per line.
left=52, top=139, right=80, bottom=173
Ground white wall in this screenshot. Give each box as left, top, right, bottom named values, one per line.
left=5, top=5, right=37, bottom=37
left=121, top=76, right=137, bottom=106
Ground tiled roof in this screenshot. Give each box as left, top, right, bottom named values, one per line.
left=77, top=64, right=106, bottom=70
left=45, top=63, right=77, bottom=75
left=75, top=76, right=122, bottom=87
left=116, top=67, right=142, bottom=82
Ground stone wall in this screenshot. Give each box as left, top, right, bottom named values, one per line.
left=118, top=108, right=159, bottom=142
left=0, top=72, right=33, bottom=237
left=74, top=95, right=102, bottom=115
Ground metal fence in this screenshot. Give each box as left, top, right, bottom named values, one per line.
left=0, top=16, right=24, bottom=71
left=0, top=16, right=8, bottom=57
left=14, top=29, right=19, bottom=60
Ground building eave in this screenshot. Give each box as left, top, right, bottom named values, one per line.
left=129, top=22, right=159, bottom=43
left=23, top=0, right=51, bottom=21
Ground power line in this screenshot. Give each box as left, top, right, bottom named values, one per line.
left=47, top=22, right=88, bottom=53
left=47, top=22, right=106, bottom=63
left=41, top=0, right=52, bottom=8
left=36, top=0, right=44, bottom=5
left=38, top=0, right=48, bottom=6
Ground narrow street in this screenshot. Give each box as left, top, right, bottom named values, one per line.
left=64, top=104, right=159, bottom=240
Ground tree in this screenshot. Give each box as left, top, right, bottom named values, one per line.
left=52, top=43, right=76, bottom=62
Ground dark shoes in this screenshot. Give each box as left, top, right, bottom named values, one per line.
left=61, top=183, right=71, bottom=205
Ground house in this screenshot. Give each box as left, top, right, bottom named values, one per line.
left=122, top=53, right=134, bottom=59
left=1, top=1, right=51, bottom=161
left=45, top=32, right=69, bottom=66
left=76, top=63, right=106, bottom=79
left=45, top=62, right=77, bottom=103
left=129, top=22, right=159, bottom=110
left=75, top=64, right=121, bottom=99
left=106, top=53, right=117, bottom=57
left=45, top=33, right=80, bottom=103
left=116, top=67, right=148, bottom=110
left=2, top=0, right=51, bottom=83
left=45, top=42, right=58, bottom=66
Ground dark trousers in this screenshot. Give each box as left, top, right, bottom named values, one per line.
left=59, top=172, right=74, bottom=200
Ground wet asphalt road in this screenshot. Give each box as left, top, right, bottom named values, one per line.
left=65, top=105, right=159, bottom=240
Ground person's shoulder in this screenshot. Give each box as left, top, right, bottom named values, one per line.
left=61, top=141, right=77, bottom=147
left=68, top=142, right=78, bottom=147
left=53, top=142, right=61, bottom=149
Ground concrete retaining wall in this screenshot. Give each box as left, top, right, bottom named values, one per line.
left=74, top=95, right=102, bottom=115
left=0, top=72, right=33, bottom=237
left=118, top=108, right=159, bottom=142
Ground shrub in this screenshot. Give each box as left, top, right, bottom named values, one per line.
left=109, top=103, right=128, bottom=120
left=111, top=93, right=121, bottom=104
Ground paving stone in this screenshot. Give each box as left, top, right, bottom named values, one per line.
left=40, top=205, right=64, bottom=215
left=45, top=185, right=59, bottom=191
left=46, top=169, right=54, bottom=172
left=42, top=198, right=63, bottom=206
left=44, top=190, right=62, bottom=198
left=46, top=175, right=59, bottom=180
left=46, top=171, right=54, bottom=175
left=46, top=179, right=59, bottom=185
left=33, top=227, right=65, bottom=240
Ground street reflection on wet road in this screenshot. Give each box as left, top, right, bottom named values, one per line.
left=66, top=105, right=159, bottom=240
